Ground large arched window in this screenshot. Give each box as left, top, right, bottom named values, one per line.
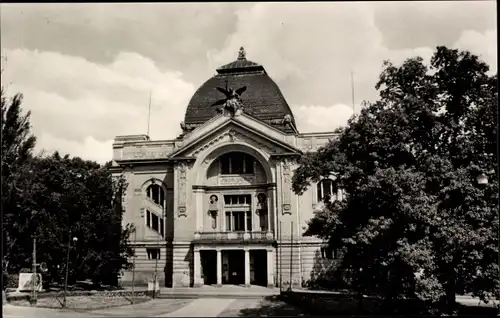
left=146, top=184, right=165, bottom=208
left=145, top=183, right=165, bottom=237
left=219, top=152, right=254, bottom=175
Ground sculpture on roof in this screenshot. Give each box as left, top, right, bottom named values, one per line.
left=238, top=46, right=246, bottom=60
left=211, top=80, right=247, bottom=116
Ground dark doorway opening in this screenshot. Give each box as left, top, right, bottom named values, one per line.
left=225, top=250, right=245, bottom=285
left=201, top=250, right=217, bottom=285
left=251, top=250, right=268, bottom=286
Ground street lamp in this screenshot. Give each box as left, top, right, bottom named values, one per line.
left=476, top=173, right=488, bottom=185
left=63, top=233, right=78, bottom=308
left=475, top=172, right=499, bottom=313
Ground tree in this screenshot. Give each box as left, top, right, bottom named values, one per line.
left=1, top=87, right=133, bottom=289
left=11, top=153, right=134, bottom=287
left=292, top=46, right=498, bottom=314
left=1, top=89, right=37, bottom=285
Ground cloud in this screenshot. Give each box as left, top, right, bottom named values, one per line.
left=2, top=49, right=195, bottom=163
left=371, top=1, right=496, bottom=50
left=0, top=3, right=496, bottom=161
left=36, top=133, right=113, bottom=164
left=209, top=2, right=496, bottom=130
left=453, top=29, right=497, bottom=73
left=294, top=104, right=354, bottom=133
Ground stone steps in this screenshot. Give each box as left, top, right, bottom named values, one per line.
left=157, top=286, right=279, bottom=299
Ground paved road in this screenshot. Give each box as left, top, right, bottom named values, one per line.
left=4, top=295, right=495, bottom=317
left=3, top=297, right=304, bottom=317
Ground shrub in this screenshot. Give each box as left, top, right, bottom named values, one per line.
left=19, top=268, right=32, bottom=274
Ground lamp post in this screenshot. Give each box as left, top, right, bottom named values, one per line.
left=475, top=172, right=498, bottom=314
left=131, top=224, right=137, bottom=304
left=63, top=232, right=78, bottom=308
left=30, top=236, right=37, bottom=305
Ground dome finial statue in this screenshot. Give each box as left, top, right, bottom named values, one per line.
left=211, top=80, right=247, bottom=116
left=238, top=47, right=246, bottom=60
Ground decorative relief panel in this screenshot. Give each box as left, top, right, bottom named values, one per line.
left=122, top=151, right=171, bottom=160
left=191, top=129, right=274, bottom=156
left=178, top=162, right=187, bottom=217
left=281, top=158, right=292, bottom=215
left=219, top=175, right=256, bottom=186
left=121, top=143, right=175, bottom=160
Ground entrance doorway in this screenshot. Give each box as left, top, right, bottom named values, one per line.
left=251, top=250, right=268, bottom=286
left=200, top=250, right=217, bottom=285
left=223, top=250, right=245, bottom=285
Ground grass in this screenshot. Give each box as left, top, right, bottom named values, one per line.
left=9, top=295, right=151, bottom=310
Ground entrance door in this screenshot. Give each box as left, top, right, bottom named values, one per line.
left=227, top=250, right=245, bottom=285
left=200, top=250, right=217, bottom=285
left=252, top=250, right=268, bottom=286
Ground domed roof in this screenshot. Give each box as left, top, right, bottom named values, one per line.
left=183, top=47, right=297, bottom=134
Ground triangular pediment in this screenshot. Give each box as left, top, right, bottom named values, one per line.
left=169, top=113, right=302, bottom=159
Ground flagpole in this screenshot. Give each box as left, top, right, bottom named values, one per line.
left=147, top=92, right=152, bottom=137
left=351, top=71, right=355, bottom=113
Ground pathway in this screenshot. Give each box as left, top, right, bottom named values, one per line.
left=156, top=298, right=236, bottom=317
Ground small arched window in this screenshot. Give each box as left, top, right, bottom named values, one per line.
left=317, top=179, right=334, bottom=202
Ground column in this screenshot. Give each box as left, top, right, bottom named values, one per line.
left=244, top=211, right=247, bottom=232
left=267, top=200, right=271, bottom=233
left=244, top=248, right=251, bottom=287
left=266, top=248, right=275, bottom=288
left=216, top=249, right=222, bottom=287
left=193, top=248, right=202, bottom=287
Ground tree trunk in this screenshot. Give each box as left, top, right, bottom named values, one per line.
left=445, top=280, right=457, bottom=315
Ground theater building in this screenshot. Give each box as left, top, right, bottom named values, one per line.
left=111, top=48, right=340, bottom=288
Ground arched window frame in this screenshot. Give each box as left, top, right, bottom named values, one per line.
left=317, top=178, right=334, bottom=202
left=146, top=183, right=166, bottom=209
left=143, top=179, right=168, bottom=238
left=313, top=175, right=345, bottom=205
left=218, top=152, right=255, bottom=175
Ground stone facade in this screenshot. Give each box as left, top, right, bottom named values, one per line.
left=111, top=50, right=340, bottom=288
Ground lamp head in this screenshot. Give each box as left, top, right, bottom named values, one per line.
left=476, top=173, right=489, bottom=185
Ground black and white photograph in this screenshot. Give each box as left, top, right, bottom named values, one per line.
left=1, top=1, right=497, bottom=317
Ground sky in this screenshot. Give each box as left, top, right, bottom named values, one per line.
left=0, top=2, right=497, bottom=164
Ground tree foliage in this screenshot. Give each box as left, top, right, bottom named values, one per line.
left=292, top=46, right=498, bottom=314
left=1, top=89, right=37, bottom=272
left=2, top=89, right=133, bottom=288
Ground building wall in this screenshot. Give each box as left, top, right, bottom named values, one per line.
left=114, top=129, right=337, bottom=288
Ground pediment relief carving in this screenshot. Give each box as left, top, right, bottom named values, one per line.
left=190, top=128, right=277, bottom=157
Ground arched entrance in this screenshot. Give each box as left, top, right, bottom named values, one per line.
left=192, top=143, right=276, bottom=288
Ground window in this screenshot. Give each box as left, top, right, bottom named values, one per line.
left=146, top=210, right=165, bottom=237
left=145, top=182, right=166, bottom=237
left=317, top=179, right=334, bottom=202
left=320, top=246, right=337, bottom=260
left=233, top=212, right=245, bottom=231
left=225, top=211, right=252, bottom=232
left=220, top=152, right=254, bottom=175
left=146, top=184, right=165, bottom=208
left=224, top=194, right=252, bottom=232
left=151, top=213, right=159, bottom=231
left=147, top=248, right=160, bottom=260
left=246, top=211, right=252, bottom=231
left=225, top=212, right=232, bottom=231
left=224, top=195, right=251, bottom=206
